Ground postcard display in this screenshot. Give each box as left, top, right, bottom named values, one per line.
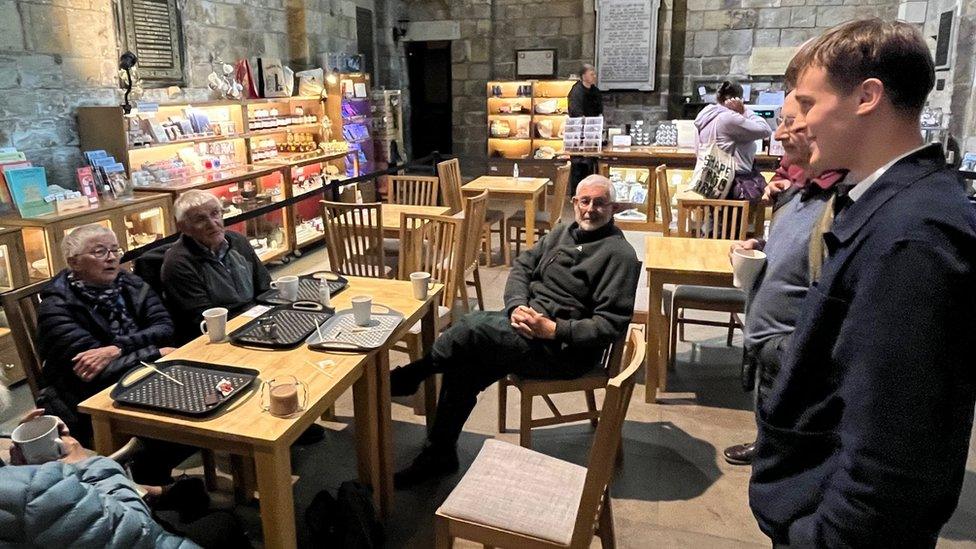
left=326, top=73, right=373, bottom=179
left=77, top=96, right=350, bottom=263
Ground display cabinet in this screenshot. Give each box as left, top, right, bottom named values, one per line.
left=486, top=79, right=575, bottom=165
left=0, top=325, right=24, bottom=387
left=326, top=72, right=373, bottom=177
left=273, top=151, right=348, bottom=249
left=0, top=227, right=30, bottom=292
left=0, top=194, right=173, bottom=280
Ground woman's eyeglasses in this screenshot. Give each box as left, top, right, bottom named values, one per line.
left=83, top=246, right=125, bottom=260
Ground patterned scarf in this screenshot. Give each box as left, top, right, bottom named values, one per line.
left=68, top=272, right=138, bottom=338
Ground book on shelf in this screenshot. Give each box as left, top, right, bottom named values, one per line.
left=5, top=166, right=55, bottom=218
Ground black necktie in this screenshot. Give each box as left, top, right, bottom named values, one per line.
left=833, top=185, right=854, bottom=216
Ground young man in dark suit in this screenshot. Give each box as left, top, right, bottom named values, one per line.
left=750, top=19, right=976, bottom=547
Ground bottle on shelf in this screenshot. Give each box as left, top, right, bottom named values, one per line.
left=513, top=162, right=519, bottom=180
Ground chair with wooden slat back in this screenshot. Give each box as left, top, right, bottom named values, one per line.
left=436, top=326, right=646, bottom=549
left=498, top=329, right=628, bottom=449
left=437, top=158, right=464, bottom=214
left=2, top=280, right=49, bottom=399
left=676, top=198, right=750, bottom=240
left=388, top=175, right=440, bottom=206
left=458, top=190, right=488, bottom=312
left=509, top=162, right=571, bottom=258
left=321, top=201, right=392, bottom=279
left=394, top=212, right=466, bottom=419
left=668, top=197, right=750, bottom=367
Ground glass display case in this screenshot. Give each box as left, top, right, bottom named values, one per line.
left=283, top=154, right=348, bottom=248
left=202, top=170, right=290, bottom=263
left=0, top=227, right=29, bottom=291
left=0, top=194, right=173, bottom=280
left=606, top=165, right=659, bottom=232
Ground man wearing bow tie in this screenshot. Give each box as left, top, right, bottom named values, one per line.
left=389, top=175, right=640, bottom=488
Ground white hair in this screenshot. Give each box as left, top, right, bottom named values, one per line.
left=174, top=190, right=221, bottom=223
left=575, top=174, right=616, bottom=202
left=61, top=223, right=117, bottom=262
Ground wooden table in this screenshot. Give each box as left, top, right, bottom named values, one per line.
left=462, top=176, right=548, bottom=249
left=79, top=277, right=442, bottom=549
left=644, top=236, right=733, bottom=402
left=380, top=204, right=451, bottom=237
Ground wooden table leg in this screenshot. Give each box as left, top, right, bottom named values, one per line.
left=353, top=358, right=383, bottom=514
left=645, top=272, right=665, bottom=402
left=524, top=197, right=537, bottom=248
left=373, top=350, right=394, bottom=518
left=421, top=298, right=439, bottom=428
left=254, top=444, right=297, bottom=549
left=90, top=416, right=121, bottom=455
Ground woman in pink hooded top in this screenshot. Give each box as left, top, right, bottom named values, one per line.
left=695, top=81, right=772, bottom=202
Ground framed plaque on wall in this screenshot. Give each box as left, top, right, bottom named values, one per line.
left=516, top=49, right=557, bottom=78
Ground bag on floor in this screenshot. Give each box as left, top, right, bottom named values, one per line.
left=305, top=481, right=385, bottom=548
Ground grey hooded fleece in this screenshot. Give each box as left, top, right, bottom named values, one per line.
left=694, top=104, right=772, bottom=175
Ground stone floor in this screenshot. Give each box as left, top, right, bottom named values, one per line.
left=3, top=228, right=975, bottom=548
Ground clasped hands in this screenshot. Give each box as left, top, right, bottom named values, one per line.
left=510, top=305, right=557, bottom=340
left=72, top=345, right=177, bottom=382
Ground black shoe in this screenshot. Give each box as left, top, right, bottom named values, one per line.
left=390, top=362, right=431, bottom=397
left=394, top=445, right=459, bottom=489
left=150, top=477, right=211, bottom=523
left=723, top=441, right=755, bottom=465
left=295, top=423, right=326, bottom=445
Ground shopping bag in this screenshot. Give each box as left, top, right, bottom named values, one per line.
left=689, top=142, right=736, bottom=199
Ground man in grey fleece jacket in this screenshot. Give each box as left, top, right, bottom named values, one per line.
left=390, top=175, right=640, bottom=488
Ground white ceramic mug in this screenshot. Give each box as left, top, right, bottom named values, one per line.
left=11, top=415, right=65, bottom=464
left=271, top=275, right=300, bottom=301
left=351, top=295, right=373, bottom=326
left=410, top=271, right=433, bottom=300
left=200, top=307, right=229, bottom=343
left=731, top=248, right=767, bottom=289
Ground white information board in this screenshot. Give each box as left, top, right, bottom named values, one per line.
left=596, top=0, right=661, bottom=91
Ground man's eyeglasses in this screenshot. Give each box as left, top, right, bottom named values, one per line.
left=777, top=116, right=796, bottom=129
left=82, top=246, right=125, bottom=260
left=573, top=197, right=612, bottom=209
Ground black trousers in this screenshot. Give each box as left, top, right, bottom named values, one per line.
left=570, top=158, right=596, bottom=195
left=397, top=311, right=596, bottom=448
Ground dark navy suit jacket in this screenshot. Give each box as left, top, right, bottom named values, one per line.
left=750, top=145, right=976, bottom=547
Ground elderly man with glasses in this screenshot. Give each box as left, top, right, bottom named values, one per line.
left=35, top=223, right=188, bottom=483
left=161, top=190, right=271, bottom=345
left=389, top=174, right=641, bottom=488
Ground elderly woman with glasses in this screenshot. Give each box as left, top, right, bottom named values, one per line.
left=35, top=224, right=177, bottom=449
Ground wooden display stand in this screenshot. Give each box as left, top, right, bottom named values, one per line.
left=0, top=194, right=174, bottom=281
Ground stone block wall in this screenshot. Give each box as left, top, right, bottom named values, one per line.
left=0, top=0, right=370, bottom=185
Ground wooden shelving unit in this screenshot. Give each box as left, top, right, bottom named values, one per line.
left=486, top=79, right=575, bottom=162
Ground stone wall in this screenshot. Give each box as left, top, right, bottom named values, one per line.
left=0, top=0, right=371, bottom=185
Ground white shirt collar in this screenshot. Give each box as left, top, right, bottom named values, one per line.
left=846, top=144, right=929, bottom=202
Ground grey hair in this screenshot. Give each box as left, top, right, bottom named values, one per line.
left=61, top=223, right=117, bottom=262
left=581, top=63, right=595, bottom=75
left=575, top=174, right=616, bottom=202
left=174, top=189, right=221, bottom=223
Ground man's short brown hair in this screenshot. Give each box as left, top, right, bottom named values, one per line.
left=787, top=18, right=934, bottom=114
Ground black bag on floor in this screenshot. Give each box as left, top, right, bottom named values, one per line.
left=305, top=481, right=385, bottom=548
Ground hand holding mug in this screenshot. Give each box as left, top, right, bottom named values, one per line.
left=724, top=98, right=745, bottom=114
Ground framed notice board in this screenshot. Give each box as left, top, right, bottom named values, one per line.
left=596, top=0, right=662, bottom=91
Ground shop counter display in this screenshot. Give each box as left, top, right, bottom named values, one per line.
left=0, top=194, right=174, bottom=280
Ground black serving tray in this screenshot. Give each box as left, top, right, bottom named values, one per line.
left=229, top=302, right=334, bottom=350
left=255, top=271, right=348, bottom=305
left=110, top=360, right=258, bottom=417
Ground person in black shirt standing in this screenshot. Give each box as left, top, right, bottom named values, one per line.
left=568, top=64, right=603, bottom=193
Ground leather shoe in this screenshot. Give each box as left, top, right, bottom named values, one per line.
left=394, top=445, right=459, bottom=489
left=723, top=441, right=755, bottom=465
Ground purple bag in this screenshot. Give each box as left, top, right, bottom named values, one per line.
left=731, top=168, right=767, bottom=203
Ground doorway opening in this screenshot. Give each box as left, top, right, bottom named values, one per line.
left=406, top=40, right=452, bottom=158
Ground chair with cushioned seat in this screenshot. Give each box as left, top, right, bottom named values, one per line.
left=508, top=162, right=571, bottom=258
left=436, top=326, right=645, bottom=549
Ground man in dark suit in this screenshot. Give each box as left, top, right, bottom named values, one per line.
left=749, top=19, right=976, bottom=547
left=568, top=64, right=603, bottom=194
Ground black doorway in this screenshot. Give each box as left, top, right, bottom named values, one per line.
left=407, top=40, right=452, bottom=158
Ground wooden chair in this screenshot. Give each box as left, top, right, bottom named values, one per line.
left=457, top=190, right=488, bottom=312
left=1, top=279, right=225, bottom=491
left=435, top=158, right=507, bottom=267
left=393, top=212, right=465, bottom=417
left=387, top=175, right=439, bottom=206
left=509, top=162, right=571, bottom=258
left=435, top=326, right=646, bottom=549
left=436, top=158, right=464, bottom=214
left=321, top=201, right=393, bottom=278
left=656, top=165, right=674, bottom=237
left=676, top=198, right=750, bottom=240
left=667, top=198, right=750, bottom=365
left=497, top=331, right=627, bottom=449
